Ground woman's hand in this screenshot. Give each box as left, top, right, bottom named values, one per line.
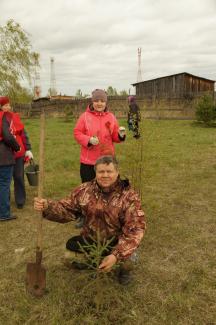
left=25, top=150, right=34, bottom=160
left=89, top=136, right=99, bottom=145
left=118, top=126, right=126, bottom=137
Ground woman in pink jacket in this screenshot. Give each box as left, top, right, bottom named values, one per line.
left=74, top=89, right=126, bottom=183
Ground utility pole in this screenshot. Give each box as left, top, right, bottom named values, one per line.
left=33, top=53, right=41, bottom=99
left=137, top=47, right=143, bottom=83
left=50, top=57, right=57, bottom=97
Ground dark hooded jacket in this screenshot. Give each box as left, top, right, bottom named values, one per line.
left=0, top=112, right=20, bottom=166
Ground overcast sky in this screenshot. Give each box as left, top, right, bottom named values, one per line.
left=1, top=0, right=216, bottom=96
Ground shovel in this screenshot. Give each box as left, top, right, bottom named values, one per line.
left=26, top=109, right=46, bottom=297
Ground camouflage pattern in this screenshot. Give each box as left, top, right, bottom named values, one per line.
left=127, top=102, right=141, bottom=138
left=43, top=178, right=146, bottom=261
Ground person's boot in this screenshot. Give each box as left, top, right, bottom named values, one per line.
left=133, top=134, right=140, bottom=139
left=63, top=250, right=88, bottom=270
left=118, top=261, right=133, bottom=285
left=75, top=216, right=85, bottom=229
left=0, top=215, right=17, bottom=221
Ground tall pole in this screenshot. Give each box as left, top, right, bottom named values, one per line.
left=33, top=54, right=41, bottom=99
left=50, top=57, right=57, bottom=97
left=137, top=48, right=142, bottom=83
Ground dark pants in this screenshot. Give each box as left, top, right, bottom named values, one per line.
left=66, top=235, right=118, bottom=256
left=13, top=157, right=26, bottom=207
left=128, top=113, right=140, bottom=137
left=66, top=235, right=134, bottom=273
left=0, top=165, right=13, bottom=219
left=80, top=163, right=96, bottom=183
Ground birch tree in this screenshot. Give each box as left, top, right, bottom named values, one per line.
left=0, top=19, right=39, bottom=102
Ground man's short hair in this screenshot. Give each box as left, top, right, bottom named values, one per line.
left=94, top=155, right=119, bottom=171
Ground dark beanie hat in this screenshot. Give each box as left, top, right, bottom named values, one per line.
left=0, top=96, right=10, bottom=107
left=92, top=89, right=107, bottom=102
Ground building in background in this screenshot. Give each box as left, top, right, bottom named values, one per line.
left=132, top=72, right=215, bottom=99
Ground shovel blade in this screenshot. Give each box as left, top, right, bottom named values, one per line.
left=26, top=262, right=46, bottom=297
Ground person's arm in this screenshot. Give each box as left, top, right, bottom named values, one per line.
left=34, top=184, right=85, bottom=223
left=111, top=190, right=146, bottom=261
left=2, top=115, right=20, bottom=151
left=136, top=104, right=141, bottom=121
left=110, top=114, right=126, bottom=143
left=22, top=128, right=32, bottom=150
left=73, top=114, right=92, bottom=147
left=21, top=128, right=34, bottom=160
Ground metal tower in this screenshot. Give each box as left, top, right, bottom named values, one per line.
left=33, top=53, right=41, bottom=99
left=50, top=57, right=57, bottom=96
left=137, top=47, right=142, bottom=83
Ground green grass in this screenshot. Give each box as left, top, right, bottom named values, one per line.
left=0, top=117, right=216, bottom=324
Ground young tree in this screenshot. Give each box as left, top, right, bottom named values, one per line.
left=195, top=94, right=216, bottom=125
left=119, top=89, right=128, bottom=96
left=75, top=89, right=82, bottom=98
left=0, top=19, right=38, bottom=103
left=106, top=86, right=118, bottom=96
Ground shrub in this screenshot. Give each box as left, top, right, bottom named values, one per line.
left=64, top=104, right=74, bottom=122
left=195, top=94, right=216, bottom=124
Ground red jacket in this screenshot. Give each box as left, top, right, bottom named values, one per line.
left=0, top=111, right=4, bottom=140
left=0, top=111, right=20, bottom=166
left=74, top=105, right=124, bottom=165
left=0, top=111, right=25, bottom=158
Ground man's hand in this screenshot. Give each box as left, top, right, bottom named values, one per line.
left=34, top=197, right=48, bottom=211
left=98, top=254, right=117, bottom=272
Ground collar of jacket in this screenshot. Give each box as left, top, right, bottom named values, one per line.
left=87, top=104, right=108, bottom=115
left=94, top=176, right=130, bottom=194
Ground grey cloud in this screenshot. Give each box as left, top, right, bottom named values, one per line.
left=1, top=0, right=216, bottom=95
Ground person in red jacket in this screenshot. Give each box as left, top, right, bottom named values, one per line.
left=0, top=97, right=20, bottom=221
left=74, top=89, right=126, bottom=227
left=0, top=97, right=33, bottom=209
left=74, top=89, right=126, bottom=183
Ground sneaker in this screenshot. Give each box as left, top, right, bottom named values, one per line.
left=0, top=215, right=17, bottom=221
left=63, top=250, right=89, bottom=270
left=133, top=134, right=140, bottom=139
left=118, top=268, right=133, bottom=285
left=71, top=261, right=89, bottom=270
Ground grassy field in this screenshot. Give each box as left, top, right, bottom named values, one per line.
left=0, top=117, right=215, bottom=325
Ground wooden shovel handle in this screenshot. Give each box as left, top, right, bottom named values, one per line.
left=37, top=109, right=45, bottom=250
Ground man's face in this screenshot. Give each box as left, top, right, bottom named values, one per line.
left=93, top=100, right=106, bottom=112
left=96, top=163, right=119, bottom=188
left=1, top=103, right=11, bottom=112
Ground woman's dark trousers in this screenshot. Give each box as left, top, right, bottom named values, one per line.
left=0, top=165, right=13, bottom=219
left=13, top=157, right=26, bottom=208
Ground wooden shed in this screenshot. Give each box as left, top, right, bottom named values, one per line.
left=132, top=72, right=215, bottom=99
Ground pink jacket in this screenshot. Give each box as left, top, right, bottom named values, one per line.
left=74, top=105, right=124, bottom=165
